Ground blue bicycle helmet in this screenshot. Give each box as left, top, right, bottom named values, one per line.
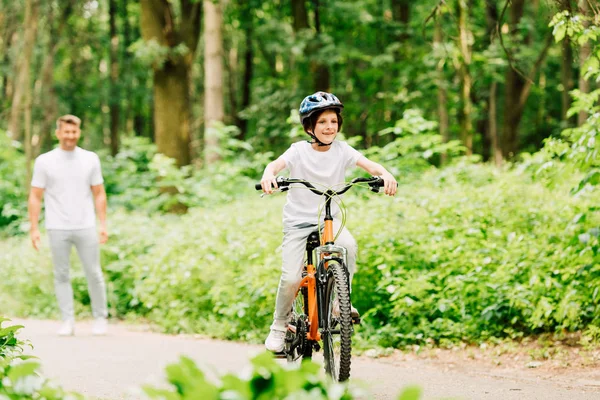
left=299, top=91, right=344, bottom=125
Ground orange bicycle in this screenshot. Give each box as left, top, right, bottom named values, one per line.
left=256, top=176, right=384, bottom=381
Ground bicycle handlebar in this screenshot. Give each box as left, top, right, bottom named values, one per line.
left=254, top=176, right=385, bottom=194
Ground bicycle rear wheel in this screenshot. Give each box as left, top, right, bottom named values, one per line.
left=321, top=261, right=352, bottom=381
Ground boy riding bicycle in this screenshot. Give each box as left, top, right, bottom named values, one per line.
left=259, top=91, right=398, bottom=352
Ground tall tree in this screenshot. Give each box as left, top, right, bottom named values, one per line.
left=310, top=0, right=329, bottom=91
left=140, top=0, right=202, bottom=167
left=501, top=0, right=553, bottom=157
left=391, top=0, right=411, bottom=42
left=8, top=0, right=38, bottom=145
left=434, top=15, right=449, bottom=164
left=456, top=0, right=474, bottom=155
left=558, top=0, right=575, bottom=123
left=577, top=0, right=592, bottom=126
left=108, top=0, right=120, bottom=156
left=204, top=0, right=224, bottom=164
left=485, top=0, right=503, bottom=166
left=38, top=1, right=73, bottom=155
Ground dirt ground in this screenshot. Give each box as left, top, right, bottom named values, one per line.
left=374, top=333, right=600, bottom=392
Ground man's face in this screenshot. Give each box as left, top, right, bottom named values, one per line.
left=56, top=122, right=81, bottom=150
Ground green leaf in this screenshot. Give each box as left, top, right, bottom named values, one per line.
left=397, top=386, right=422, bottom=400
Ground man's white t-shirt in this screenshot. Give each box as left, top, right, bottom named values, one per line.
left=31, top=147, right=104, bottom=230
left=280, top=141, right=362, bottom=227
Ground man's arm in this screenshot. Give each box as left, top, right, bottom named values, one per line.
left=28, top=187, right=44, bottom=250
left=91, top=184, right=108, bottom=244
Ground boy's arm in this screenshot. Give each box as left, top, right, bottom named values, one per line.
left=260, top=157, right=287, bottom=194
left=28, top=187, right=44, bottom=250
left=356, top=156, right=398, bottom=196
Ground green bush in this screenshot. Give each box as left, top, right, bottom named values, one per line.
left=1, top=161, right=598, bottom=347
left=0, top=132, right=28, bottom=235
left=143, top=351, right=422, bottom=400
left=0, top=318, right=84, bottom=399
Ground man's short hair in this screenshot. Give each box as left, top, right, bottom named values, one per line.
left=56, top=114, right=81, bottom=130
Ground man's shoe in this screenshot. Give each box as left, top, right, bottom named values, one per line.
left=57, top=320, right=75, bottom=336
left=92, top=318, right=108, bottom=336
left=265, top=329, right=286, bottom=353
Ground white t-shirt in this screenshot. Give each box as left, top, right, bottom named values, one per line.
left=31, top=147, right=104, bottom=230
left=280, top=141, right=362, bottom=227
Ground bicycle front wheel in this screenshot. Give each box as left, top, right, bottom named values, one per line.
left=321, top=261, right=352, bottom=381
left=286, top=286, right=312, bottom=362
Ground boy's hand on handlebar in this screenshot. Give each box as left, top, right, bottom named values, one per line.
left=260, top=174, right=278, bottom=194
left=380, top=172, right=397, bottom=196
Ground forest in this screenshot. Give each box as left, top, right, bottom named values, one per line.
left=1, top=0, right=599, bottom=350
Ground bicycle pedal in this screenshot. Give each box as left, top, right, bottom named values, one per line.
left=273, top=351, right=287, bottom=359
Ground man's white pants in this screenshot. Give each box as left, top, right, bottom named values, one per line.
left=47, top=228, right=108, bottom=322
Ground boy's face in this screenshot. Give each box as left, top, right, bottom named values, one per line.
left=309, top=109, right=339, bottom=145
left=56, top=122, right=81, bottom=151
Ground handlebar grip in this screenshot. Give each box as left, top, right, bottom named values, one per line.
left=370, top=177, right=385, bottom=187
left=255, top=183, right=262, bottom=191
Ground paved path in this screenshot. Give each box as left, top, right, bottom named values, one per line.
left=10, top=318, right=600, bottom=400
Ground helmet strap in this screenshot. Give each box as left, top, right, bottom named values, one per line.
left=307, top=134, right=332, bottom=147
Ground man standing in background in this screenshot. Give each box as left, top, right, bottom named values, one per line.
left=28, top=114, right=109, bottom=336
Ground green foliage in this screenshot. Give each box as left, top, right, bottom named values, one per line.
left=0, top=132, right=28, bottom=234
left=0, top=318, right=84, bottom=400
left=527, top=10, right=600, bottom=194
left=2, top=160, right=599, bottom=347
left=363, top=109, right=465, bottom=174
left=143, top=351, right=418, bottom=400
left=100, top=135, right=269, bottom=215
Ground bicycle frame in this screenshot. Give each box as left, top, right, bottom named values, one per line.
left=297, top=188, right=349, bottom=342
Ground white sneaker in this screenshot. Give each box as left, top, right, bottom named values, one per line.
left=92, top=318, right=108, bottom=336
left=57, top=320, right=75, bottom=336
left=265, top=329, right=286, bottom=352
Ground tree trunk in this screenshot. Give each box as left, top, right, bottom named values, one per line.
left=140, top=0, right=202, bottom=167
left=38, top=2, right=72, bottom=155
left=9, top=0, right=38, bottom=143
left=391, top=0, right=411, bottom=41
left=154, top=64, right=192, bottom=166
left=502, top=0, right=526, bottom=158
left=485, top=0, right=502, bottom=164
left=235, top=19, right=253, bottom=140
left=291, top=0, right=309, bottom=31
left=204, top=0, right=224, bottom=165
left=311, top=0, right=329, bottom=91
left=39, top=47, right=58, bottom=155
left=557, top=0, right=574, bottom=124
left=457, top=0, right=473, bottom=155
left=109, top=0, right=120, bottom=156
left=489, top=82, right=502, bottom=167
left=434, top=18, right=449, bottom=165
left=577, top=0, right=591, bottom=126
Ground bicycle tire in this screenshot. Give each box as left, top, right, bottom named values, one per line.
left=322, top=261, right=352, bottom=381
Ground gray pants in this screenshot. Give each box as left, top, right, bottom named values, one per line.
left=270, top=220, right=357, bottom=331
left=47, top=228, right=107, bottom=321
